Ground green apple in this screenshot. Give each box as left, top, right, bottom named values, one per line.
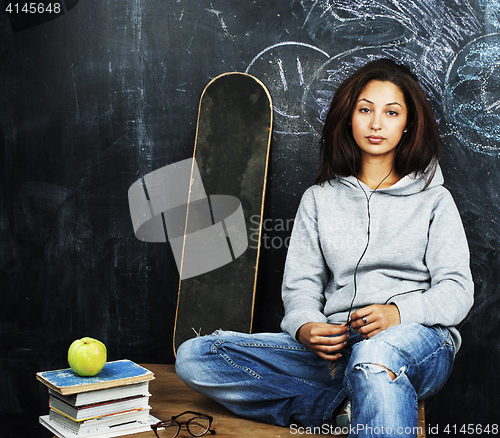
left=68, top=337, right=107, bottom=377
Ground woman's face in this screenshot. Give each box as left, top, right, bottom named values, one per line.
left=351, top=80, right=408, bottom=162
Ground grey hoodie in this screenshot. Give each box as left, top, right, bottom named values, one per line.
left=281, top=164, right=474, bottom=352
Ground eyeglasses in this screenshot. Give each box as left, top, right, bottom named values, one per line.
left=151, top=411, right=216, bottom=438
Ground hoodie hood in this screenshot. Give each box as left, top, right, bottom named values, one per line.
left=336, top=159, right=443, bottom=196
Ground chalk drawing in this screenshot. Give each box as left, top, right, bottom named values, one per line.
left=480, top=0, right=500, bottom=33
left=445, top=33, right=500, bottom=155
left=246, top=42, right=330, bottom=136
left=206, top=4, right=235, bottom=41
left=305, top=12, right=417, bottom=48
left=299, top=0, right=479, bottom=52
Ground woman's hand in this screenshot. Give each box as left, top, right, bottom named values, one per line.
left=349, top=304, right=401, bottom=339
left=297, top=322, right=350, bottom=360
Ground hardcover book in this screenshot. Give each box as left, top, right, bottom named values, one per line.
left=40, top=414, right=159, bottom=438
left=49, top=393, right=150, bottom=421
left=48, top=408, right=152, bottom=435
left=48, top=381, right=151, bottom=407
left=37, top=360, right=154, bottom=396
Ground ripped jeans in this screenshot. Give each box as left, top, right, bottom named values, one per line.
left=175, top=323, right=455, bottom=437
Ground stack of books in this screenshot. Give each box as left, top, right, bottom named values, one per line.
left=37, top=359, right=159, bottom=438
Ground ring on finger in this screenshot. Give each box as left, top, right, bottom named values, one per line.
left=362, top=316, right=368, bottom=325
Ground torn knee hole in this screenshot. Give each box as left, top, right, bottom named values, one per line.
left=354, top=363, right=398, bottom=381
left=373, top=364, right=396, bottom=381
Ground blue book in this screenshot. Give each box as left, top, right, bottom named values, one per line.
left=37, top=360, right=154, bottom=396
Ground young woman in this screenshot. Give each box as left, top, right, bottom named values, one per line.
left=175, top=58, right=474, bottom=437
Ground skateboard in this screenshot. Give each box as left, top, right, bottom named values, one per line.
left=173, top=72, right=273, bottom=354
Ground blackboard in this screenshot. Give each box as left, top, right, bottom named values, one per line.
left=0, top=1, right=498, bottom=436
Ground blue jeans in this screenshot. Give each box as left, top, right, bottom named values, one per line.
left=175, top=323, right=455, bottom=437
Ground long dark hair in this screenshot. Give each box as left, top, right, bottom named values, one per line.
left=316, top=58, right=440, bottom=185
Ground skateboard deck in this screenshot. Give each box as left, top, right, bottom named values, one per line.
left=173, top=72, right=272, bottom=354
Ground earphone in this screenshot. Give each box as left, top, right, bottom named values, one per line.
left=344, top=124, right=406, bottom=325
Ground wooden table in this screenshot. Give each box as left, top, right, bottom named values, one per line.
left=124, top=364, right=426, bottom=438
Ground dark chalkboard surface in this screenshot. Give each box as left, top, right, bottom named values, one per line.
left=0, top=1, right=498, bottom=436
